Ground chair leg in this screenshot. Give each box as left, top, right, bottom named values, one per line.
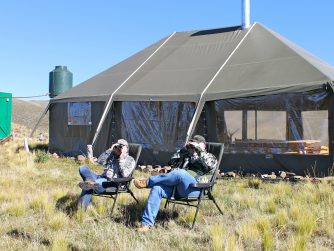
left=172, top=201, right=176, bottom=211
left=164, top=199, right=169, bottom=209
left=208, top=191, right=223, bottom=216
left=128, top=188, right=139, bottom=204
left=191, top=198, right=202, bottom=229
left=110, top=193, right=119, bottom=216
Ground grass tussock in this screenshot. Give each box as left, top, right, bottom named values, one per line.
left=210, top=223, right=225, bottom=251
left=48, top=212, right=69, bottom=230
left=0, top=124, right=334, bottom=250
left=5, top=202, right=26, bottom=217
left=51, top=234, right=69, bottom=251
left=247, top=178, right=262, bottom=189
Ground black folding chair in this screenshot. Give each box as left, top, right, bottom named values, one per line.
left=164, top=142, right=224, bottom=229
left=92, top=143, right=142, bottom=216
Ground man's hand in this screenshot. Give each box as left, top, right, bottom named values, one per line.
left=110, top=143, right=117, bottom=150
left=186, top=141, right=201, bottom=154
left=179, top=147, right=190, bottom=158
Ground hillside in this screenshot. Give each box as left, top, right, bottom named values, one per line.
left=12, top=99, right=49, bottom=136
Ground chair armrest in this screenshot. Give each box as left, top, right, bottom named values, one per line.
left=102, top=177, right=133, bottom=187
left=110, top=177, right=133, bottom=183
left=189, top=182, right=214, bottom=188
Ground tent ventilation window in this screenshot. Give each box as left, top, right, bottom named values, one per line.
left=68, top=102, right=92, bottom=126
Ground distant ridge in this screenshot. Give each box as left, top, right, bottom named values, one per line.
left=12, top=99, right=49, bottom=133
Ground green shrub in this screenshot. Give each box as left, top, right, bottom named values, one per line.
left=35, top=150, right=49, bottom=163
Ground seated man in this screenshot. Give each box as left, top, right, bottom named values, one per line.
left=134, top=135, right=217, bottom=232
left=78, top=139, right=136, bottom=209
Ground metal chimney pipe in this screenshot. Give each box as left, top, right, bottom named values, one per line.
left=242, top=0, right=251, bottom=29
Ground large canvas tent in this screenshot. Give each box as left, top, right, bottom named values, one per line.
left=49, top=23, right=334, bottom=175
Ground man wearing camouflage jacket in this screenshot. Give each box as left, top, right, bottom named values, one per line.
left=78, top=139, right=135, bottom=209
left=134, top=135, right=217, bottom=232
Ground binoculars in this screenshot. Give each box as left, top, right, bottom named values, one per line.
left=112, top=144, right=124, bottom=157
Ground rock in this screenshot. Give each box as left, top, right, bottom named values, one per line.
left=38, top=133, right=45, bottom=142
left=312, top=177, right=322, bottom=183
left=159, top=166, right=172, bottom=173
left=226, top=171, right=236, bottom=178
left=164, top=166, right=172, bottom=171
left=292, top=175, right=304, bottom=181
left=143, top=166, right=151, bottom=173
left=138, top=165, right=146, bottom=171
left=77, top=155, right=86, bottom=163
left=152, top=167, right=161, bottom=174
left=52, top=153, right=59, bottom=158
left=261, top=174, right=276, bottom=179
left=279, top=171, right=286, bottom=179
left=285, top=172, right=296, bottom=178
left=321, top=176, right=334, bottom=182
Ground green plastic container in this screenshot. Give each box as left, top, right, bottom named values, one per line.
left=0, top=92, right=12, bottom=140
left=49, top=66, right=73, bottom=98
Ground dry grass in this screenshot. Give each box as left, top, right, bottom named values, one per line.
left=0, top=125, right=333, bottom=250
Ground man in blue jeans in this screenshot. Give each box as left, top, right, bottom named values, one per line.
left=78, top=139, right=135, bottom=209
left=134, top=135, right=217, bottom=232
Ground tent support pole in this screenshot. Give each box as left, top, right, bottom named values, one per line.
left=30, top=102, right=50, bottom=138
left=91, top=32, right=176, bottom=146
left=186, top=101, right=205, bottom=142
left=255, top=109, right=257, bottom=140
left=328, top=93, right=334, bottom=159
left=185, top=24, right=255, bottom=142
left=242, top=110, right=247, bottom=140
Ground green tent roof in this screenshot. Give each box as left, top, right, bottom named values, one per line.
left=53, top=23, right=334, bottom=103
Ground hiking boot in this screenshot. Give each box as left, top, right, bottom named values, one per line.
left=134, top=178, right=148, bottom=189
left=137, top=225, right=150, bottom=232
left=78, top=180, right=99, bottom=191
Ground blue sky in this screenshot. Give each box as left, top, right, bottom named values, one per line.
left=0, top=0, right=333, bottom=99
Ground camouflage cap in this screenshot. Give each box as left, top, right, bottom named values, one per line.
left=117, top=139, right=129, bottom=147
left=191, top=135, right=206, bottom=144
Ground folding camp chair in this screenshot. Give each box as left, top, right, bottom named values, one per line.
left=92, top=143, right=142, bottom=216
left=164, top=142, right=224, bottom=229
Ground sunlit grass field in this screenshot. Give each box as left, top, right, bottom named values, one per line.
left=0, top=128, right=333, bottom=250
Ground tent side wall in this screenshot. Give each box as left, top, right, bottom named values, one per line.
left=194, top=88, right=333, bottom=176
left=110, top=101, right=196, bottom=165
left=49, top=101, right=113, bottom=156
left=49, top=100, right=196, bottom=165
left=328, top=94, right=334, bottom=158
